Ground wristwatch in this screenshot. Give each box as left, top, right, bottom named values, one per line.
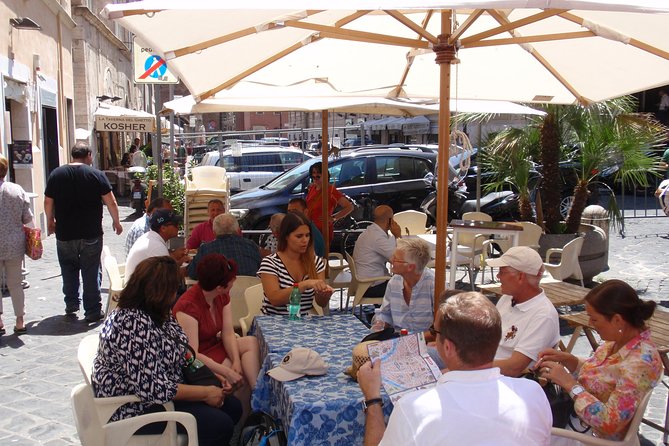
left=362, top=397, right=383, bottom=412
left=569, top=384, right=585, bottom=399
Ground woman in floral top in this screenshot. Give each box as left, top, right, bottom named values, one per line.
left=537, top=279, right=662, bottom=441
left=93, top=256, right=242, bottom=446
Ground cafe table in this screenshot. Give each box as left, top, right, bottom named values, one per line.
left=251, top=313, right=392, bottom=445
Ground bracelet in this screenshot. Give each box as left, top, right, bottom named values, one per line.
left=362, top=397, right=383, bottom=412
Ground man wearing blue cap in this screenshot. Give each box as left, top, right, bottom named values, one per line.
left=125, top=209, right=189, bottom=281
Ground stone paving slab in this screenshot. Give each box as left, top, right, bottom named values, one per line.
left=1, top=203, right=668, bottom=444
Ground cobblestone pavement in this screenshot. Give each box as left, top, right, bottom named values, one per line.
left=1, top=203, right=668, bottom=445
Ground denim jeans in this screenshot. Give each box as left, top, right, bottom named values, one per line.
left=56, top=237, right=103, bottom=317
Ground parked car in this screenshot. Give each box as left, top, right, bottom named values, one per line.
left=199, top=146, right=313, bottom=193
left=229, top=148, right=437, bottom=232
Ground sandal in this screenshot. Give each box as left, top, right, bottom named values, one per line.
left=0, top=327, right=5, bottom=336
left=14, top=326, right=27, bottom=335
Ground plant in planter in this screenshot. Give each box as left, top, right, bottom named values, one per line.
left=141, top=164, right=185, bottom=216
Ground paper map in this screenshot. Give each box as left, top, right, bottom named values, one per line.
left=367, top=333, right=442, bottom=403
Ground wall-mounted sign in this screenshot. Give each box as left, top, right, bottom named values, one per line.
left=133, top=37, right=179, bottom=84
left=95, top=115, right=155, bottom=132
left=10, top=140, right=33, bottom=165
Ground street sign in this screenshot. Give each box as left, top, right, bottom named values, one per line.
left=133, top=37, right=179, bottom=84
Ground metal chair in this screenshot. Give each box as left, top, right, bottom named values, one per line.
left=345, top=252, right=390, bottom=317
left=239, top=284, right=264, bottom=336
left=393, top=210, right=428, bottom=236
left=544, top=236, right=585, bottom=286
left=550, top=390, right=652, bottom=446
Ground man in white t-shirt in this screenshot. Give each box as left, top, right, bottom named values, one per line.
left=357, top=292, right=552, bottom=446
left=486, top=246, right=560, bottom=377
left=124, top=209, right=188, bottom=281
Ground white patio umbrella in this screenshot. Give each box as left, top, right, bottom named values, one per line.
left=103, top=1, right=669, bottom=306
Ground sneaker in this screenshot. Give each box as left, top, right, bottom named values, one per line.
left=84, top=312, right=105, bottom=323
left=65, top=306, right=80, bottom=315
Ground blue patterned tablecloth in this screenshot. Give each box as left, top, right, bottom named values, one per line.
left=251, top=313, right=392, bottom=446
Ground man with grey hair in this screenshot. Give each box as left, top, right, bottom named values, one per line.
left=260, top=213, right=285, bottom=256
left=188, top=213, right=261, bottom=278
left=358, top=291, right=552, bottom=445
left=486, top=246, right=559, bottom=377
left=353, top=205, right=402, bottom=298
left=371, top=238, right=434, bottom=338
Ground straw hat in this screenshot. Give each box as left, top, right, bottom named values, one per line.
left=344, top=340, right=379, bottom=381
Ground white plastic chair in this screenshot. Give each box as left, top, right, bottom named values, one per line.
left=345, top=252, right=391, bottom=317
left=74, top=336, right=197, bottom=446
left=327, top=253, right=352, bottom=310
left=544, top=236, right=585, bottom=286
left=550, top=390, right=652, bottom=446
left=189, top=165, right=228, bottom=191
left=452, top=211, right=492, bottom=287
left=393, top=210, right=428, bottom=236
left=229, top=276, right=261, bottom=333
left=239, top=284, right=264, bottom=336
left=481, top=221, right=544, bottom=283
left=71, top=383, right=198, bottom=446
left=102, top=253, right=125, bottom=316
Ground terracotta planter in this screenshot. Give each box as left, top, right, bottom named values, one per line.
left=538, top=223, right=609, bottom=283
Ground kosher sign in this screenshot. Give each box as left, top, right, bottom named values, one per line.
left=133, top=37, right=179, bottom=84
left=95, top=115, right=155, bottom=132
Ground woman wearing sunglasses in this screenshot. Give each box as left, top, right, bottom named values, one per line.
left=305, top=161, right=354, bottom=241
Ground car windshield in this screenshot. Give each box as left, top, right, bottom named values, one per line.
left=263, top=158, right=320, bottom=190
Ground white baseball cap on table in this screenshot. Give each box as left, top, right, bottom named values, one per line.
left=267, top=347, right=328, bottom=382
left=485, top=246, right=543, bottom=276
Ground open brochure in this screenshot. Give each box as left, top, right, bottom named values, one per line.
left=367, top=333, right=442, bottom=403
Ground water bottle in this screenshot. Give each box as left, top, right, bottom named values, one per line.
left=288, top=283, right=301, bottom=320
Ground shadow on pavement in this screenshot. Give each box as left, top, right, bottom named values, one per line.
left=13, top=315, right=102, bottom=337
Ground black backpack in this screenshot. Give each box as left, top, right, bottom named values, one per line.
left=239, top=411, right=287, bottom=446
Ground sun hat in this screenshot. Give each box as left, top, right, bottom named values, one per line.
left=267, top=347, right=328, bottom=382
left=344, top=340, right=379, bottom=382
left=485, top=246, right=543, bottom=276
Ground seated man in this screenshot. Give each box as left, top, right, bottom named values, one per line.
left=287, top=197, right=325, bottom=257
left=125, top=209, right=189, bottom=281
left=188, top=213, right=261, bottom=278
left=357, top=291, right=552, bottom=445
left=352, top=205, right=401, bottom=298
left=486, top=246, right=560, bottom=377
left=186, top=198, right=225, bottom=249
left=260, top=213, right=285, bottom=257
left=371, top=238, right=434, bottom=339
left=124, top=197, right=172, bottom=254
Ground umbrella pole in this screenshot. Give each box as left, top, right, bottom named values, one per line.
left=434, top=11, right=455, bottom=312
left=321, top=110, right=330, bottom=265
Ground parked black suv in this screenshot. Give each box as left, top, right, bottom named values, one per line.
left=229, top=147, right=437, bottom=230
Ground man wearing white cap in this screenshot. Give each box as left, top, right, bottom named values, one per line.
left=486, top=246, right=559, bottom=377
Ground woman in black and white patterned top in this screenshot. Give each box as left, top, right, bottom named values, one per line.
left=258, top=212, right=333, bottom=316
left=93, top=256, right=241, bottom=446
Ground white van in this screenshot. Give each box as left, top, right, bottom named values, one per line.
left=199, top=146, right=313, bottom=193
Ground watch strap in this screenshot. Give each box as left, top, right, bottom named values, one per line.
left=363, top=397, right=383, bottom=412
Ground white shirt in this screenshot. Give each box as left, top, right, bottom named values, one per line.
left=124, top=230, right=169, bottom=282
left=380, top=367, right=552, bottom=446
left=495, top=291, right=560, bottom=368
left=352, top=222, right=396, bottom=284
left=131, top=150, right=147, bottom=168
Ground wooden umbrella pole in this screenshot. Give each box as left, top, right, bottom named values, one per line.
left=434, top=10, right=455, bottom=312
left=321, top=110, right=330, bottom=264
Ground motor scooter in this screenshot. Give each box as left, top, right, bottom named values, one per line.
left=128, top=166, right=147, bottom=215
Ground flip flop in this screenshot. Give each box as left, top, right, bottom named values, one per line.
left=14, top=327, right=27, bottom=335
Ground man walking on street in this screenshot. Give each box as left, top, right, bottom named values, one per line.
left=44, top=142, right=123, bottom=322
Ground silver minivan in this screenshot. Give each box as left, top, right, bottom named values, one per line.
left=199, top=146, right=313, bottom=193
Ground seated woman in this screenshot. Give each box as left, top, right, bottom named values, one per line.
left=258, top=211, right=333, bottom=316
left=93, top=256, right=242, bottom=446
left=174, top=253, right=260, bottom=390
left=537, top=279, right=663, bottom=442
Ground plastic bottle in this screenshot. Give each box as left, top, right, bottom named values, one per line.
left=288, top=283, right=301, bottom=320
left=400, top=328, right=408, bottom=336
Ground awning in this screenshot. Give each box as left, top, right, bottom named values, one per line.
left=94, top=103, right=155, bottom=132
left=365, top=117, right=403, bottom=131
left=402, top=116, right=431, bottom=135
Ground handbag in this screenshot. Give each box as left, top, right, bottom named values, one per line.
left=181, top=343, right=222, bottom=388
left=239, top=411, right=287, bottom=446
left=24, top=226, right=43, bottom=260
left=522, top=372, right=574, bottom=428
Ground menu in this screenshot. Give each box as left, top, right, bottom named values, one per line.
left=367, top=333, right=442, bottom=403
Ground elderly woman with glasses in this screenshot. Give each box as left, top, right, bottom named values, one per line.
left=93, top=256, right=242, bottom=446
left=371, top=238, right=435, bottom=339
left=305, top=161, right=354, bottom=241
left=174, top=253, right=260, bottom=390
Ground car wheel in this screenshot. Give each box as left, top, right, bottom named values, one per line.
left=560, top=195, right=574, bottom=219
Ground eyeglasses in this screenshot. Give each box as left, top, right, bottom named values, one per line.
left=390, top=256, right=408, bottom=264
left=429, top=324, right=444, bottom=338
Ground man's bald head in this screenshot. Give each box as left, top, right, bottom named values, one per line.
left=373, top=205, right=394, bottom=223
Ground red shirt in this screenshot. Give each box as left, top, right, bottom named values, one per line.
left=305, top=184, right=343, bottom=239
left=172, top=284, right=231, bottom=363
left=186, top=220, right=215, bottom=249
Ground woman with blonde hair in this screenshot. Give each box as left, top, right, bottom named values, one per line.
left=0, top=155, right=33, bottom=335
left=258, top=212, right=333, bottom=315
